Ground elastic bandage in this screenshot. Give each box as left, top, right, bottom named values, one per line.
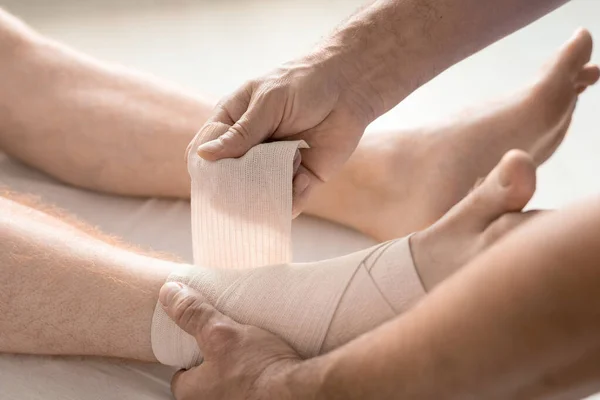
left=151, top=123, right=426, bottom=369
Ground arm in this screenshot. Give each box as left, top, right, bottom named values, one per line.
left=326, top=0, right=570, bottom=118
left=193, top=0, right=569, bottom=212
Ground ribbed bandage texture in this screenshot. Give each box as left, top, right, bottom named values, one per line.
left=151, top=123, right=426, bottom=369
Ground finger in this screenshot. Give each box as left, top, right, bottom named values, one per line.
left=194, top=84, right=252, bottom=160
left=211, top=84, right=254, bottom=126
left=292, top=164, right=322, bottom=218
left=186, top=122, right=230, bottom=162
left=159, top=283, right=242, bottom=356
left=159, top=283, right=212, bottom=338
left=197, top=91, right=283, bottom=160
left=171, top=369, right=195, bottom=400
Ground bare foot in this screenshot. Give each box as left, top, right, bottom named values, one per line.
left=305, top=29, right=598, bottom=241
left=411, top=150, right=539, bottom=291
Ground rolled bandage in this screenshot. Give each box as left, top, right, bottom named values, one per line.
left=188, top=123, right=306, bottom=269
left=151, top=123, right=426, bottom=369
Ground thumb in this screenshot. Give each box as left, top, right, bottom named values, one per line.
left=159, top=282, right=237, bottom=350
left=197, top=97, right=281, bottom=161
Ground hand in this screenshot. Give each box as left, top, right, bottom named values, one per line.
left=191, top=52, right=375, bottom=214
left=159, top=282, right=306, bottom=400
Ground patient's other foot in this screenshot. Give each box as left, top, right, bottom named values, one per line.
left=411, top=150, right=539, bottom=290
left=305, top=29, right=598, bottom=241
left=525, top=28, right=600, bottom=163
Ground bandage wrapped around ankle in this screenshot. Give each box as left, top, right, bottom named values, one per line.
left=151, top=123, right=426, bottom=369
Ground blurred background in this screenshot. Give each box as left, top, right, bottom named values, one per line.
left=3, top=0, right=599, bottom=211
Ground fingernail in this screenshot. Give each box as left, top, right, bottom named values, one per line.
left=293, top=174, right=310, bottom=195
left=197, top=139, right=223, bottom=155
left=159, top=282, right=184, bottom=306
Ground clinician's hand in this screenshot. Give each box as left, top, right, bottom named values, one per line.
left=159, top=282, right=307, bottom=400
left=192, top=53, right=375, bottom=213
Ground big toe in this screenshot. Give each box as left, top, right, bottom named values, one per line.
left=556, top=28, right=594, bottom=76
left=448, top=150, right=537, bottom=230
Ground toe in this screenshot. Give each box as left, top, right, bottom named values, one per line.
left=558, top=28, right=594, bottom=74
left=495, top=150, right=537, bottom=210
left=442, top=150, right=536, bottom=231
left=576, top=64, right=600, bottom=89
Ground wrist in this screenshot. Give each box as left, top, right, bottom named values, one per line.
left=278, top=355, right=338, bottom=400
left=281, top=351, right=359, bottom=400
left=314, top=0, right=440, bottom=122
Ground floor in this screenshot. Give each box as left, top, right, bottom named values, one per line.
left=1, top=0, right=600, bottom=398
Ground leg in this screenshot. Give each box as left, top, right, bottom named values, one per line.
left=0, top=151, right=534, bottom=361
left=306, top=29, right=599, bottom=240
left=0, top=192, right=173, bottom=361
left=0, top=9, right=213, bottom=199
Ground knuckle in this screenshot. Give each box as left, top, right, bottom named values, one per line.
left=202, top=318, right=242, bottom=348
left=170, top=295, right=195, bottom=324
left=254, top=76, right=288, bottom=99
left=215, top=93, right=236, bottom=112
left=216, top=83, right=253, bottom=110
left=228, top=123, right=252, bottom=141
left=240, top=325, right=269, bottom=346
left=215, top=97, right=228, bottom=111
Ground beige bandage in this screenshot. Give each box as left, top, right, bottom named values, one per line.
left=188, top=122, right=307, bottom=269
left=151, top=123, right=426, bottom=369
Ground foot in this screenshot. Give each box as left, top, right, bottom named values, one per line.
left=523, top=28, right=600, bottom=164
left=305, top=29, right=598, bottom=241
left=411, top=150, right=539, bottom=291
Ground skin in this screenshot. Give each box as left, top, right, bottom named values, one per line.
left=163, top=185, right=600, bottom=400
left=0, top=149, right=534, bottom=363
left=305, top=28, right=599, bottom=240
left=0, top=193, right=172, bottom=361
left=0, top=6, right=599, bottom=399
left=164, top=0, right=600, bottom=396
left=0, top=11, right=597, bottom=242
left=192, top=0, right=573, bottom=212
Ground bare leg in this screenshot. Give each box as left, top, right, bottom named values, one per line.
left=7, top=151, right=600, bottom=399
left=0, top=192, right=172, bottom=361
left=0, top=151, right=534, bottom=360
left=0, top=11, right=597, bottom=240
left=0, top=10, right=212, bottom=199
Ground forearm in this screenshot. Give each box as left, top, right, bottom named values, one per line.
left=318, top=0, right=568, bottom=120
left=287, top=196, right=600, bottom=399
